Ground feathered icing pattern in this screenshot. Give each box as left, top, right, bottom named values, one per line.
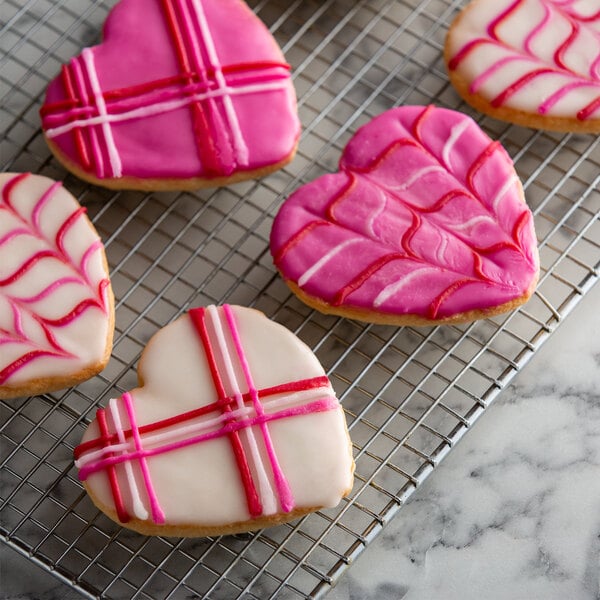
left=270, top=106, right=539, bottom=321
left=447, top=0, right=600, bottom=121
left=0, top=173, right=110, bottom=385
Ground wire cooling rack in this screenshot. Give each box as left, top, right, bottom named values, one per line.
left=1, top=0, right=599, bottom=598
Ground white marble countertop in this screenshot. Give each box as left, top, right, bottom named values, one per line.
left=2, top=283, right=599, bottom=600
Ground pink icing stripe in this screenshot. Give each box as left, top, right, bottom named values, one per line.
left=0, top=227, right=29, bottom=248
left=122, top=392, right=166, bottom=524
left=539, top=80, right=597, bottom=113
left=206, top=305, right=276, bottom=515
left=524, top=2, right=551, bottom=54
left=78, top=396, right=339, bottom=480
left=469, top=55, right=527, bottom=94
left=223, top=304, right=295, bottom=514
left=15, top=278, right=83, bottom=304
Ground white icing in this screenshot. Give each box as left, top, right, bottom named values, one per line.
left=373, top=267, right=439, bottom=308
left=79, top=306, right=353, bottom=527
left=298, top=238, right=363, bottom=287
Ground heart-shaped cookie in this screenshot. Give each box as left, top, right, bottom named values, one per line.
left=40, top=0, right=300, bottom=190
left=74, top=305, right=354, bottom=536
left=445, top=0, right=600, bottom=133
left=270, top=106, right=539, bottom=326
left=0, top=173, right=114, bottom=399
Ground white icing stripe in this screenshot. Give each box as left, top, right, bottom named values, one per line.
left=45, top=80, right=289, bottom=139
left=442, top=119, right=470, bottom=169
left=206, top=305, right=277, bottom=515
left=81, top=49, right=122, bottom=178
left=435, top=234, right=449, bottom=266
left=298, top=238, right=363, bottom=287
left=452, top=214, right=498, bottom=231
left=374, top=267, right=438, bottom=308
left=108, top=398, right=149, bottom=520
left=366, top=186, right=387, bottom=238
left=75, top=385, right=333, bottom=469
left=393, top=165, right=447, bottom=190
left=190, top=0, right=249, bottom=166
left=492, top=173, right=519, bottom=214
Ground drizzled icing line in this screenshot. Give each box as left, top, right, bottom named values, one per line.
left=0, top=173, right=111, bottom=386
left=447, top=0, right=600, bottom=121
left=74, top=305, right=340, bottom=524
left=271, top=106, right=539, bottom=320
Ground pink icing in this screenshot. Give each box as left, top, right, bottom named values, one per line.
left=0, top=173, right=112, bottom=391
left=447, top=0, right=600, bottom=122
left=270, top=106, right=539, bottom=321
left=40, top=0, right=300, bottom=181
left=75, top=305, right=341, bottom=524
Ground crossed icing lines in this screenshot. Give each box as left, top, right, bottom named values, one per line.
left=40, top=0, right=292, bottom=178
left=74, top=305, right=339, bottom=524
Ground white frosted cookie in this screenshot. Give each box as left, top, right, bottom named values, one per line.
left=445, top=0, right=600, bottom=133
left=74, top=305, right=354, bottom=536
left=0, top=172, right=114, bottom=399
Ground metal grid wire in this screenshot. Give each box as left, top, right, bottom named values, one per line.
left=1, top=0, right=599, bottom=598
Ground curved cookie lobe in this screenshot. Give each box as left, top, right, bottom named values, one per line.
left=40, top=0, right=300, bottom=190
left=0, top=173, right=114, bottom=399
left=270, top=106, right=539, bottom=326
left=444, top=0, right=600, bottom=133
left=74, top=305, right=354, bottom=536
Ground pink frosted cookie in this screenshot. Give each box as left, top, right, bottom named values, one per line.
left=40, top=0, right=300, bottom=191
left=445, top=0, right=600, bottom=133
left=270, top=106, right=540, bottom=326
left=74, top=305, right=354, bottom=536
left=0, top=173, right=114, bottom=399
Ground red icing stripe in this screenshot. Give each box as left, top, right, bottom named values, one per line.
left=487, top=0, right=523, bottom=40
left=401, top=211, right=421, bottom=257
left=0, top=250, right=59, bottom=287
left=160, top=0, right=221, bottom=176
left=0, top=350, right=61, bottom=385
left=96, top=408, right=130, bottom=523
left=188, top=307, right=262, bottom=518
left=466, top=141, right=501, bottom=193
left=333, top=253, right=408, bottom=306
left=61, top=64, right=92, bottom=171
left=273, top=220, right=332, bottom=266
left=428, top=278, right=474, bottom=319
left=1, top=172, right=29, bottom=208
left=412, top=104, right=435, bottom=142
left=491, top=68, right=557, bottom=108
